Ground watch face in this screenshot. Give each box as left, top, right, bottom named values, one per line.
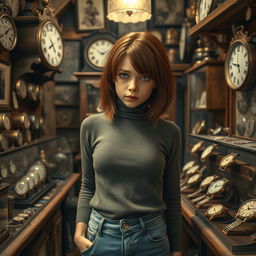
left=238, top=199, right=256, bottom=218
left=191, top=141, right=204, bottom=154
left=86, top=39, right=114, bottom=69
left=182, top=160, right=196, bottom=172
left=15, top=78, right=27, bottom=99
left=187, top=173, right=201, bottom=185
left=0, top=14, right=17, bottom=50
left=225, top=41, right=250, bottom=90
left=0, top=113, right=11, bottom=130
left=39, top=21, right=64, bottom=68
left=0, top=164, right=8, bottom=178
left=219, top=154, right=237, bottom=169
left=187, top=165, right=201, bottom=175
left=206, top=204, right=225, bottom=215
left=236, top=92, right=249, bottom=114
left=201, top=144, right=216, bottom=161
left=197, top=0, right=213, bottom=22
left=14, top=180, right=29, bottom=196
left=246, top=116, right=255, bottom=137
left=207, top=179, right=226, bottom=194
left=201, top=175, right=218, bottom=187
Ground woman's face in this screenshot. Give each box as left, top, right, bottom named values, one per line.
left=114, top=56, right=156, bottom=108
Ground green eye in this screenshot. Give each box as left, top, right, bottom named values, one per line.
left=118, top=73, right=129, bottom=79
left=140, top=76, right=150, bottom=81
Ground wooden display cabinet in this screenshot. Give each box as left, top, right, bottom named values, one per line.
left=185, top=60, right=227, bottom=134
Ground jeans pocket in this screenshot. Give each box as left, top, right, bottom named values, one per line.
left=145, top=215, right=168, bottom=242
left=80, top=219, right=99, bottom=255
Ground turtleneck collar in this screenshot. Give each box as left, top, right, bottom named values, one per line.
left=115, top=97, right=149, bottom=120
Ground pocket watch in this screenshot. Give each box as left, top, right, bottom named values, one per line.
left=190, top=141, right=205, bottom=154
left=219, top=153, right=239, bottom=171
left=200, top=144, right=218, bottom=161
left=12, top=113, right=30, bottom=129
left=205, top=204, right=229, bottom=221
left=14, top=78, right=27, bottom=100
left=224, top=26, right=256, bottom=91
left=14, top=180, right=29, bottom=196
left=195, top=178, right=230, bottom=208
left=82, top=31, right=117, bottom=72
left=0, top=5, right=17, bottom=51
left=222, top=199, right=256, bottom=235
left=0, top=113, right=11, bottom=130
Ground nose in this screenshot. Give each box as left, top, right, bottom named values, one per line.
left=128, top=78, right=137, bottom=92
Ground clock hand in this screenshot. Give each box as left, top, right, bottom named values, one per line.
left=49, top=38, right=56, bottom=53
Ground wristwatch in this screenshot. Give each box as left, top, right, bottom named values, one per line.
left=195, top=178, right=230, bottom=208
left=222, top=199, right=256, bottom=235
left=181, top=160, right=196, bottom=179
left=205, top=204, right=229, bottom=221
left=190, top=141, right=205, bottom=154
left=181, top=173, right=203, bottom=192
left=200, top=144, right=218, bottom=161
left=181, top=164, right=201, bottom=186
left=219, top=153, right=239, bottom=171
left=188, top=175, right=219, bottom=199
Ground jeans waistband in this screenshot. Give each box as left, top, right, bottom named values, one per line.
left=89, top=209, right=165, bottom=236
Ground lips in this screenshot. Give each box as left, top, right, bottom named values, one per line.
left=124, top=95, right=138, bottom=100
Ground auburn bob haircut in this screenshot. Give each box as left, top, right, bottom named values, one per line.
left=99, top=32, right=175, bottom=124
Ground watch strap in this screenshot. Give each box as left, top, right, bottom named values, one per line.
left=196, top=196, right=210, bottom=208
left=222, top=218, right=243, bottom=234
left=188, top=188, right=203, bottom=199
left=191, top=194, right=206, bottom=203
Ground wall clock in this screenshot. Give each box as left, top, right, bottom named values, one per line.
left=224, top=26, right=256, bottom=91
left=0, top=4, right=17, bottom=51
left=82, top=31, right=117, bottom=72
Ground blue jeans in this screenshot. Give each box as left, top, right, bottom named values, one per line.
left=80, top=209, right=170, bottom=256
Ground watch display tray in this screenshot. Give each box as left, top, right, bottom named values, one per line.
left=197, top=207, right=256, bottom=254
left=14, top=181, right=56, bottom=208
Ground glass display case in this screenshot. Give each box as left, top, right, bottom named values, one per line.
left=186, top=60, right=227, bottom=134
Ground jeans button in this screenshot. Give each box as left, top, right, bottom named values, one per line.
left=122, top=223, right=130, bottom=230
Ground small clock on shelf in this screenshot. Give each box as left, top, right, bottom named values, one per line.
left=224, top=26, right=256, bottom=91
left=81, top=31, right=117, bottom=72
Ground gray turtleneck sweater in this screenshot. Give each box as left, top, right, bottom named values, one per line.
left=76, top=99, right=182, bottom=251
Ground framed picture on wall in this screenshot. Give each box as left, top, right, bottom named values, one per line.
left=55, top=40, right=80, bottom=81
left=0, top=62, right=11, bottom=109
left=154, top=0, right=184, bottom=26
left=76, top=0, right=105, bottom=31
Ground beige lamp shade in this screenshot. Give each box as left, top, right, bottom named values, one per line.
left=107, top=0, right=152, bottom=23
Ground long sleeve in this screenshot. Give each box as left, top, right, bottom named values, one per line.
left=76, top=119, right=95, bottom=223
left=162, top=125, right=182, bottom=252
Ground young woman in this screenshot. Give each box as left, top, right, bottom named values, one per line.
left=74, top=32, right=182, bottom=256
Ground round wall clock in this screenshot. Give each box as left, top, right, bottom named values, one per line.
left=37, top=20, right=64, bottom=69
left=82, top=31, right=117, bottom=72
left=0, top=12, right=17, bottom=51
left=224, top=27, right=256, bottom=91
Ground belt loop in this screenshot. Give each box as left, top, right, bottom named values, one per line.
left=97, top=216, right=105, bottom=237
left=139, top=217, right=146, bottom=234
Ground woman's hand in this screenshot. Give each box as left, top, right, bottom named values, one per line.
left=74, top=234, right=93, bottom=251
left=74, top=222, right=92, bottom=251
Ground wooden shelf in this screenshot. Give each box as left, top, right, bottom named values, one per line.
left=189, top=0, right=255, bottom=36
left=185, top=59, right=224, bottom=74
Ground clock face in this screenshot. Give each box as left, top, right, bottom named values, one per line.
left=206, top=204, right=224, bottom=215
left=197, top=0, right=213, bottom=22
left=39, top=21, right=63, bottom=68
left=0, top=14, right=17, bottom=51
left=207, top=179, right=225, bottom=194
left=15, top=181, right=29, bottom=196
left=0, top=113, right=11, bottom=130
left=86, top=39, right=114, bottom=69
left=238, top=200, right=256, bottom=218
left=201, top=175, right=217, bottom=187
left=182, top=160, right=196, bottom=172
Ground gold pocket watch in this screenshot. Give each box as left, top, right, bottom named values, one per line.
left=188, top=175, right=219, bottom=199
left=194, top=178, right=230, bottom=207
left=190, top=141, right=205, bottom=154
left=224, top=26, right=256, bottom=91
left=200, top=144, right=218, bottom=161
left=205, top=204, right=229, bottom=221
left=222, top=199, right=256, bottom=235
left=219, top=153, right=239, bottom=171
left=0, top=113, right=11, bottom=130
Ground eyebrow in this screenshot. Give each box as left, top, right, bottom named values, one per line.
left=117, top=69, right=131, bottom=73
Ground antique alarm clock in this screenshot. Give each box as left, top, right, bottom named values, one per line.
left=222, top=199, right=256, bottom=234
left=14, top=5, right=63, bottom=71
left=81, top=31, right=117, bottom=72
left=0, top=3, right=17, bottom=52
left=224, top=26, right=256, bottom=91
